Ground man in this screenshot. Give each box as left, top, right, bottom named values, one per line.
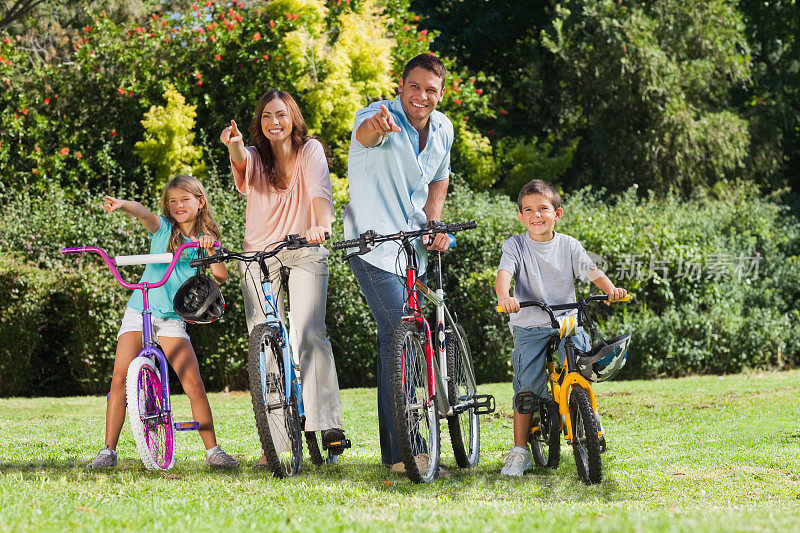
left=343, top=53, right=453, bottom=472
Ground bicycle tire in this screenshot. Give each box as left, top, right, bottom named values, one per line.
left=126, top=356, right=175, bottom=470
left=445, top=323, right=480, bottom=468
left=389, top=321, right=441, bottom=483
left=529, top=398, right=561, bottom=468
left=569, top=386, right=602, bottom=484
left=248, top=323, right=302, bottom=478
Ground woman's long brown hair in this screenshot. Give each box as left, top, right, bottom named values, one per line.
left=160, top=175, right=221, bottom=254
left=249, top=90, right=310, bottom=189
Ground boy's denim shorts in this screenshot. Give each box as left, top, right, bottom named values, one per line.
left=510, top=325, right=591, bottom=407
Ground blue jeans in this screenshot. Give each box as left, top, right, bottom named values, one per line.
left=510, top=325, right=591, bottom=406
left=349, top=255, right=425, bottom=465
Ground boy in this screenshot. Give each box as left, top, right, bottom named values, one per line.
left=495, top=179, right=627, bottom=476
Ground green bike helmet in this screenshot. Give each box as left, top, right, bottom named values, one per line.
left=576, top=334, right=631, bottom=382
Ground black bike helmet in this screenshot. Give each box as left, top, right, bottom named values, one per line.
left=576, top=333, right=631, bottom=382
left=173, top=273, right=225, bottom=324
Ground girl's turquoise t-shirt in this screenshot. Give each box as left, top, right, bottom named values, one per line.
left=126, top=217, right=200, bottom=321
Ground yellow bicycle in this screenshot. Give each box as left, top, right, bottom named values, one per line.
left=498, top=295, right=630, bottom=484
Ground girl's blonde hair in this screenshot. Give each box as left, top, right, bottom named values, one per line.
left=160, top=175, right=221, bottom=253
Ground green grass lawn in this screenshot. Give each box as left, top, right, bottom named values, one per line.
left=1, top=371, right=799, bottom=532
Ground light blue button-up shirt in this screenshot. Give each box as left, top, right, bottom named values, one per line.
left=343, top=96, right=453, bottom=275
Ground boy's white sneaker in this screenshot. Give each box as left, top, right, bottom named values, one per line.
left=500, top=446, right=532, bottom=476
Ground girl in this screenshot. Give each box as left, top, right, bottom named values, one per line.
left=89, top=175, right=239, bottom=469
left=219, top=90, right=347, bottom=459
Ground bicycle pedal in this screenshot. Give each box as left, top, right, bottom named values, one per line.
left=472, top=394, right=495, bottom=415
left=322, top=438, right=352, bottom=454
left=174, top=421, right=199, bottom=431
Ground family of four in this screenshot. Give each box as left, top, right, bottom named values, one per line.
left=89, top=53, right=627, bottom=479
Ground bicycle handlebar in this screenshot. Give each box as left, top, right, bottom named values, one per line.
left=331, top=220, right=478, bottom=256
left=495, top=295, right=631, bottom=329
left=189, top=233, right=328, bottom=268
left=60, top=241, right=215, bottom=290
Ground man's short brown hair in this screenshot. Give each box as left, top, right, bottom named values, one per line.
left=517, top=179, right=562, bottom=211
left=402, top=53, right=447, bottom=88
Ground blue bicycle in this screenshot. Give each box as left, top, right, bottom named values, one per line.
left=192, top=234, right=349, bottom=477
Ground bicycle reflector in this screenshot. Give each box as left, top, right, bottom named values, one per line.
left=576, top=334, right=631, bottom=382
left=173, top=273, right=225, bottom=324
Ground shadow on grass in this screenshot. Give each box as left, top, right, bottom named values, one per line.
left=0, top=454, right=620, bottom=502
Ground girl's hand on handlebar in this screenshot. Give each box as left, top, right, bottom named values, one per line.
left=196, top=235, right=217, bottom=254
left=605, top=287, right=628, bottom=305
left=220, top=119, right=243, bottom=148
left=304, top=226, right=329, bottom=244
left=497, top=296, right=520, bottom=314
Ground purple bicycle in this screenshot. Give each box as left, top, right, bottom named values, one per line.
left=61, top=241, right=209, bottom=470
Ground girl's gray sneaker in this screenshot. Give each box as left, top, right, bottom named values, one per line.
left=205, top=446, right=240, bottom=468
left=88, top=447, right=117, bottom=469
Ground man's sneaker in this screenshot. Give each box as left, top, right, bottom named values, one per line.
left=88, top=447, right=117, bottom=469
left=389, top=454, right=450, bottom=478
left=500, top=446, right=532, bottom=476
left=205, top=446, right=240, bottom=468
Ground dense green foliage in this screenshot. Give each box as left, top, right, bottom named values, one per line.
left=414, top=0, right=798, bottom=194
left=1, top=0, right=799, bottom=395
left=1, top=182, right=797, bottom=395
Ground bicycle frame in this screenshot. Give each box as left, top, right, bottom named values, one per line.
left=250, top=259, right=305, bottom=420
left=413, top=253, right=478, bottom=417
left=398, top=238, right=438, bottom=405
left=546, top=339, right=602, bottom=445
left=61, top=242, right=206, bottom=432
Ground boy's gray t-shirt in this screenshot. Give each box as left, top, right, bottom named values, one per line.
left=498, top=232, right=596, bottom=328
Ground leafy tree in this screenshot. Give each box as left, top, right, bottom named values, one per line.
left=134, top=85, right=206, bottom=185
left=735, top=0, right=800, bottom=190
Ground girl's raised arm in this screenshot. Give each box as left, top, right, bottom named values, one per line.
left=103, top=195, right=161, bottom=234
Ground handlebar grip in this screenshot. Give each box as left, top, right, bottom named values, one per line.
left=60, top=247, right=86, bottom=254
left=496, top=305, right=504, bottom=313
left=115, top=253, right=173, bottom=266
left=616, top=295, right=631, bottom=302
left=332, top=238, right=360, bottom=250
left=446, top=220, right=478, bottom=232
left=447, top=234, right=456, bottom=248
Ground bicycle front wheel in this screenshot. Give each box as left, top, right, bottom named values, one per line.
left=126, top=356, right=175, bottom=470
left=445, top=323, right=480, bottom=468
left=248, top=323, right=302, bottom=478
left=390, top=321, right=440, bottom=483
left=569, top=386, right=602, bottom=484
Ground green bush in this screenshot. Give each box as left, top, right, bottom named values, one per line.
left=1, top=181, right=798, bottom=395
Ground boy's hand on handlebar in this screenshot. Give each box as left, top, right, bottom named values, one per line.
left=304, top=226, right=329, bottom=244
left=605, top=287, right=628, bottom=305
left=220, top=119, right=243, bottom=148
left=497, top=296, right=520, bottom=314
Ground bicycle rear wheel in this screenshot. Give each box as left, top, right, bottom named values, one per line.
left=248, top=323, right=302, bottom=478
left=389, top=321, right=440, bottom=483
left=445, top=323, right=480, bottom=468
left=126, top=356, right=175, bottom=470
left=529, top=398, right=561, bottom=468
left=569, top=386, right=602, bottom=484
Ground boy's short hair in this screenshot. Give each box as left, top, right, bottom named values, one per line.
left=517, top=179, right=562, bottom=211
left=402, top=53, right=447, bottom=88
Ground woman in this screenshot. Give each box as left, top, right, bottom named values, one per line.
left=220, top=90, right=347, bottom=459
